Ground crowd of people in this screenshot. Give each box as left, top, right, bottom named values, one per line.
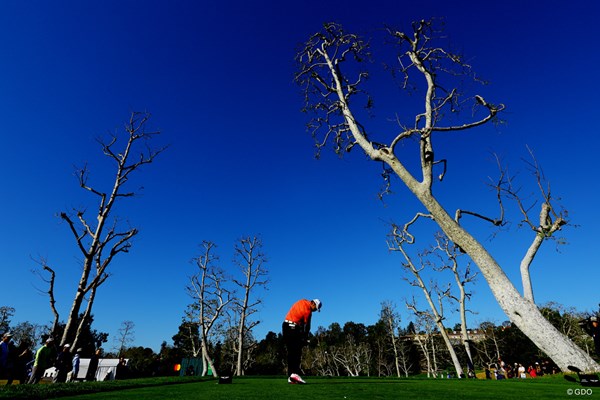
left=0, top=333, right=103, bottom=385
left=484, top=357, right=559, bottom=380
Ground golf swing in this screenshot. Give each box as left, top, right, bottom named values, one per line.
left=282, top=298, right=322, bottom=384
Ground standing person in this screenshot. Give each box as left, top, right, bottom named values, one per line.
left=115, top=357, right=129, bottom=379
left=14, top=340, right=33, bottom=384
left=527, top=364, right=537, bottom=378
left=282, top=298, right=322, bottom=384
left=53, top=344, right=72, bottom=383
left=28, top=338, right=55, bottom=384
left=0, top=333, right=15, bottom=385
left=581, top=316, right=600, bottom=357
left=69, top=348, right=82, bottom=382
left=85, top=349, right=101, bottom=381
left=518, top=363, right=526, bottom=379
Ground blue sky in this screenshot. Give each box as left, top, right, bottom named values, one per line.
left=1, top=0, right=599, bottom=351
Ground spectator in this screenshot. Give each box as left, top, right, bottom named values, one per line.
left=69, top=348, right=82, bottom=382
left=527, top=364, right=537, bottom=378
left=582, top=316, right=600, bottom=357
left=185, top=365, right=195, bottom=376
left=518, top=364, right=526, bottom=378
left=485, top=366, right=492, bottom=380
left=28, top=337, right=55, bottom=384
left=85, top=349, right=101, bottom=381
left=504, top=363, right=513, bottom=379
left=116, top=357, right=129, bottom=380
left=53, top=344, right=72, bottom=383
left=541, top=360, right=550, bottom=375
left=14, top=339, right=32, bottom=384
left=0, top=333, right=15, bottom=385
left=535, top=362, right=543, bottom=376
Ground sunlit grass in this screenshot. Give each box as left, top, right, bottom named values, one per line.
left=1, top=374, right=581, bottom=400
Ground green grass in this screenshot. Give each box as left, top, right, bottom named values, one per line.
left=0, top=374, right=586, bottom=399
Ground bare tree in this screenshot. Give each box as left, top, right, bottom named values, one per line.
left=380, top=301, right=402, bottom=377
left=185, top=241, right=233, bottom=377
left=389, top=227, right=464, bottom=377
left=31, top=258, right=60, bottom=334
left=430, top=233, right=478, bottom=372
left=407, top=311, right=438, bottom=377
left=42, top=112, right=166, bottom=348
left=113, top=320, right=135, bottom=357
left=329, top=336, right=372, bottom=376
left=295, top=21, right=599, bottom=371
left=307, top=328, right=339, bottom=376
left=304, top=344, right=335, bottom=376
left=231, top=236, right=269, bottom=376
left=396, top=338, right=415, bottom=378
left=475, top=321, right=503, bottom=370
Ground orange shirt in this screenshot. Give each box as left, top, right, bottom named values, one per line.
left=285, top=299, right=313, bottom=326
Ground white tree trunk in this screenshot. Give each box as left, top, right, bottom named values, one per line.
left=201, top=340, right=218, bottom=377
left=415, top=189, right=598, bottom=372
left=436, top=325, right=464, bottom=377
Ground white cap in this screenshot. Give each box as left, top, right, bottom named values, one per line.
left=312, top=299, right=322, bottom=312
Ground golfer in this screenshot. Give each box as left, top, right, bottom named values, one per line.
left=282, top=298, right=322, bottom=384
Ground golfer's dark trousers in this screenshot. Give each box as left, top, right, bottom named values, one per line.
left=282, top=321, right=304, bottom=375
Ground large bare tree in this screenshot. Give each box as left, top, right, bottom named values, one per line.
left=231, top=236, right=269, bottom=376
left=295, top=20, right=599, bottom=371
left=185, top=241, right=233, bottom=377
left=48, top=112, right=166, bottom=348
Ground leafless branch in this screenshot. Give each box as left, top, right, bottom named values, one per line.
left=54, top=111, right=165, bottom=347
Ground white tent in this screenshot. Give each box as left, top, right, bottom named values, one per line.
left=43, top=358, right=127, bottom=381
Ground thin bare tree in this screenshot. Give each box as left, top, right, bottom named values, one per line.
left=295, top=20, right=598, bottom=371
left=389, top=227, right=464, bottom=377
left=32, top=258, right=60, bottom=334
left=185, top=241, right=233, bottom=377
left=329, top=336, right=372, bottom=377
left=380, top=301, right=402, bottom=377
left=475, top=321, right=503, bottom=370
left=50, top=112, right=166, bottom=348
left=430, top=233, right=478, bottom=372
left=113, top=320, right=135, bottom=357
left=396, top=338, right=415, bottom=378
left=407, top=311, right=438, bottom=377
left=231, top=236, right=269, bottom=376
